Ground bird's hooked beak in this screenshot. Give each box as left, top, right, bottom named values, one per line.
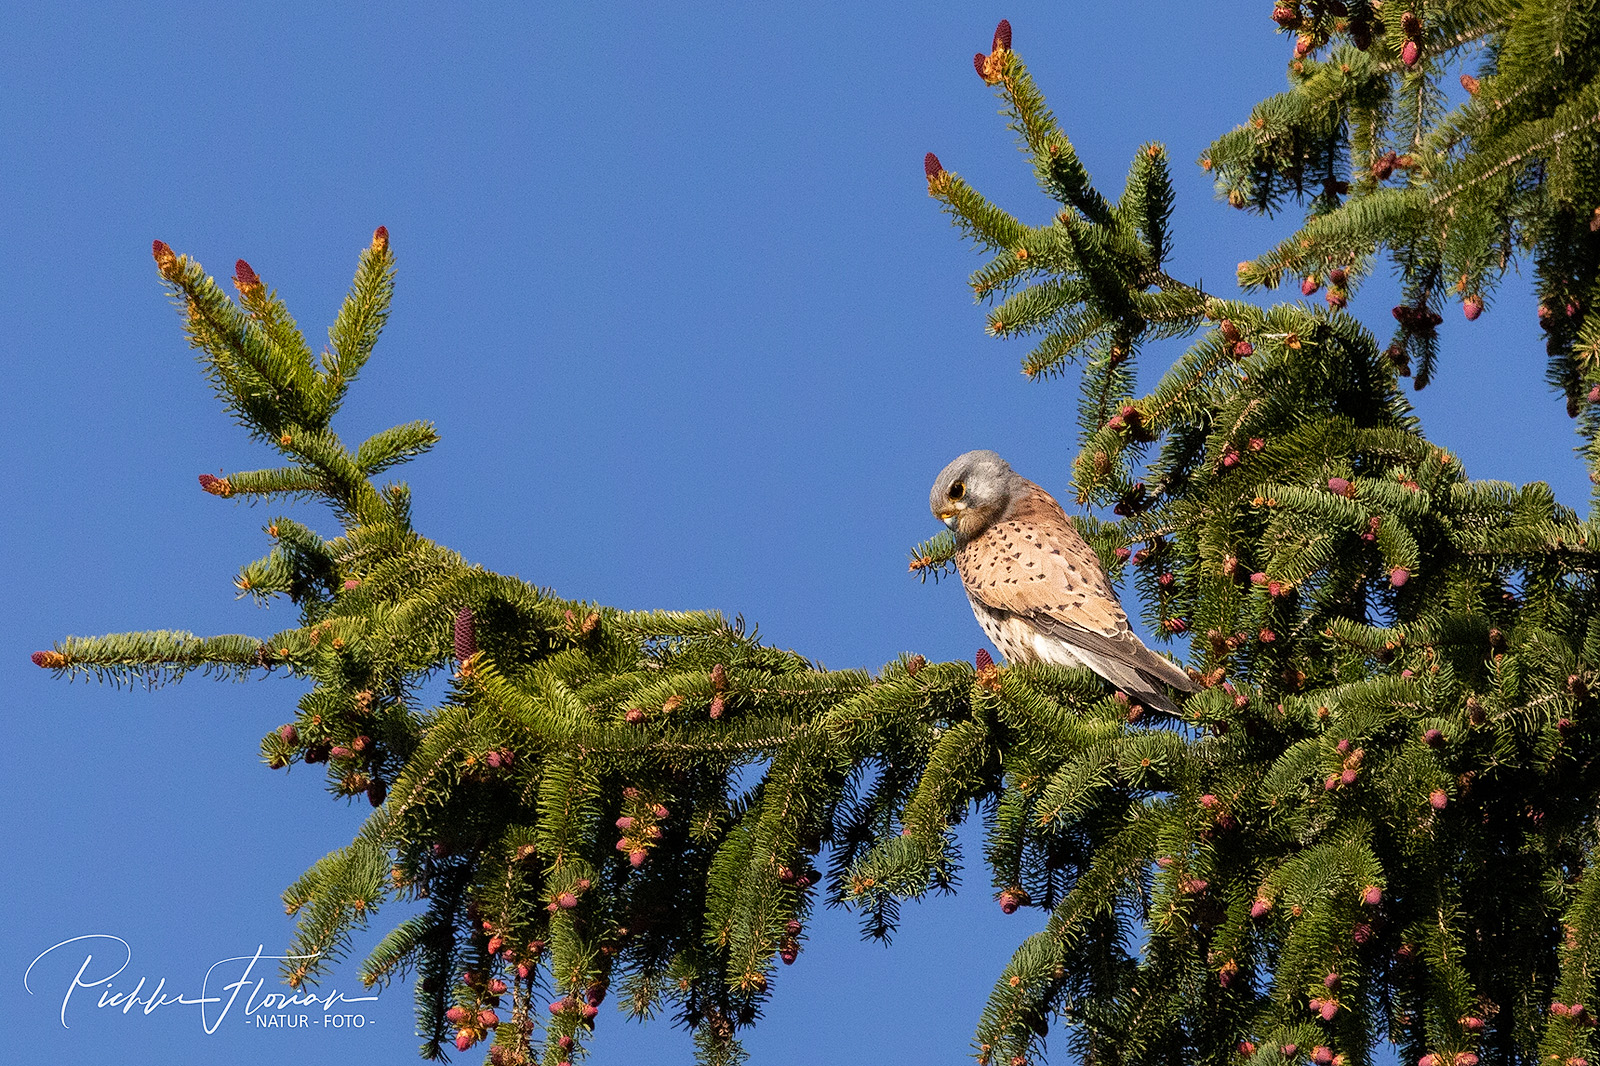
left=937, top=503, right=965, bottom=531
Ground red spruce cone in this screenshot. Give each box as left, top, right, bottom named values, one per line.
left=924, top=152, right=943, bottom=181
left=998, top=887, right=1027, bottom=914
left=1401, top=39, right=1420, bottom=66
left=198, top=473, right=233, bottom=497
left=453, top=606, right=477, bottom=662
left=992, top=19, right=1011, bottom=52
left=234, top=259, right=261, bottom=294
left=152, top=239, right=178, bottom=277
left=371, top=226, right=389, bottom=252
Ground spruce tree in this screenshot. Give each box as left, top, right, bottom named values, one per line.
left=32, top=6, right=1600, bottom=1066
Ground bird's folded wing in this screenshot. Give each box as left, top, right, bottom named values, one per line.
left=1023, top=610, right=1195, bottom=693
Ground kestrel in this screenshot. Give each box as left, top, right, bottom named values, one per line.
left=929, top=450, right=1194, bottom=714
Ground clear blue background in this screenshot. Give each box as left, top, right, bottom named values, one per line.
left=1, top=4, right=1581, bottom=1064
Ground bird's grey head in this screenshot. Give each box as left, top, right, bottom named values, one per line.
left=930, top=450, right=1022, bottom=541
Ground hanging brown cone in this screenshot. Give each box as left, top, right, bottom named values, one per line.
left=367, top=778, right=387, bottom=806
left=453, top=607, right=477, bottom=663
left=1400, top=11, right=1422, bottom=37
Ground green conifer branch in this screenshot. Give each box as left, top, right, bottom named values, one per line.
left=325, top=228, right=396, bottom=401
left=32, top=630, right=264, bottom=686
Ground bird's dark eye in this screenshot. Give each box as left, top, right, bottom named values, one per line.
left=949, top=481, right=966, bottom=501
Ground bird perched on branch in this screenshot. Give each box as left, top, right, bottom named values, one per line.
left=929, top=450, right=1193, bottom=713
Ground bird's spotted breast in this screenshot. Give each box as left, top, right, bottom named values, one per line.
left=934, top=457, right=1192, bottom=712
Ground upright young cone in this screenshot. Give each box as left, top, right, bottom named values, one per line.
left=453, top=606, right=476, bottom=662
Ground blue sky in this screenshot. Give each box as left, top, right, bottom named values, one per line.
left=2, top=4, right=1583, bottom=1065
